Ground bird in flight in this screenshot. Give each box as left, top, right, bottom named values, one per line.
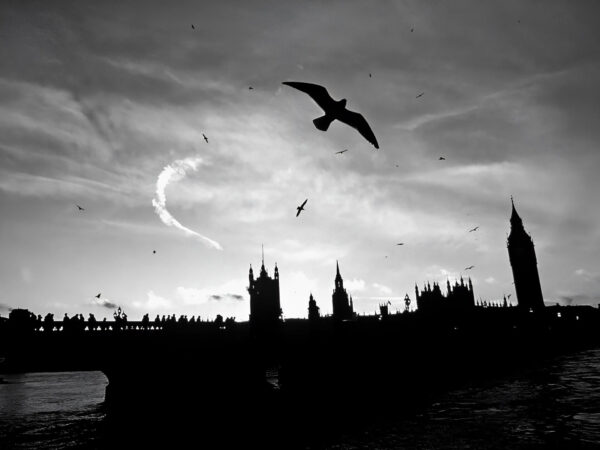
left=416, top=92, right=425, bottom=99
left=153, top=250, right=156, bottom=254
left=335, top=149, right=348, bottom=155
left=76, top=205, right=85, bottom=211
left=248, top=86, right=254, bottom=90
left=411, top=28, right=414, bottom=32
left=468, top=226, right=479, bottom=232
left=464, top=266, right=475, bottom=271
left=95, top=293, right=101, bottom=299
left=191, top=24, right=195, bottom=30
left=202, top=133, right=208, bottom=143
left=438, top=156, right=446, bottom=160
left=296, top=198, right=308, bottom=217
left=369, top=73, right=372, bottom=78
left=396, top=243, right=404, bottom=246
left=282, top=81, right=379, bottom=149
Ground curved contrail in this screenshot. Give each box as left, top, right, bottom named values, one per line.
left=152, top=157, right=223, bottom=250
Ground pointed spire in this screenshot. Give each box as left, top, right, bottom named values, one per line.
left=510, top=196, right=523, bottom=228
left=261, top=244, right=265, bottom=266
left=336, top=260, right=340, bottom=277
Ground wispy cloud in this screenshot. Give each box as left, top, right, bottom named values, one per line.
left=208, top=294, right=245, bottom=302
left=151, top=157, right=223, bottom=250
left=93, top=297, right=118, bottom=310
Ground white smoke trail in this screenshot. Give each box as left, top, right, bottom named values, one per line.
left=151, top=157, right=223, bottom=250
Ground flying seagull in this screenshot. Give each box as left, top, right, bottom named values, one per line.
left=248, top=86, right=254, bottom=90
left=191, top=24, right=195, bottom=30
left=282, top=81, right=379, bottom=149
left=335, top=149, right=348, bottom=155
left=296, top=198, right=308, bottom=217
left=76, top=205, right=85, bottom=211
left=369, top=73, right=372, bottom=78
left=396, top=243, right=404, bottom=246
left=95, top=293, right=101, bottom=299
left=153, top=250, right=156, bottom=254
left=438, top=156, right=446, bottom=160
left=202, top=133, right=208, bottom=143
left=464, top=266, right=475, bottom=271
left=468, top=226, right=479, bottom=232
left=416, top=92, right=425, bottom=99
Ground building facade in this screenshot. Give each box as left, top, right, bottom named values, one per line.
left=332, top=262, right=355, bottom=320
left=415, top=277, right=475, bottom=313
left=248, top=254, right=282, bottom=330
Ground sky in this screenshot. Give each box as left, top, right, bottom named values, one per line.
left=1, top=0, right=599, bottom=320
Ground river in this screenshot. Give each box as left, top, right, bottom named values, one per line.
left=1, top=348, right=599, bottom=449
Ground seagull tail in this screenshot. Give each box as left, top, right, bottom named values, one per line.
left=313, top=114, right=335, bottom=131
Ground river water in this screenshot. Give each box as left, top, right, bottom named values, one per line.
left=1, top=348, right=599, bottom=449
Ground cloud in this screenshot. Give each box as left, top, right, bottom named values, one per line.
left=373, top=282, right=392, bottom=295
left=574, top=269, right=600, bottom=284
left=208, top=293, right=245, bottom=302
left=93, top=297, right=118, bottom=309
left=151, top=157, right=223, bottom=250
left=175, top=283, right=249, bottom=305
left=132, top=290, right=172, bottom=311
left=345, top=278, right=366, bottom=292
left=558, top=294, right=600, bottom=306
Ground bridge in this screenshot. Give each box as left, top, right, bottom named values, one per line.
left=2, top=305, right=600, bottom=420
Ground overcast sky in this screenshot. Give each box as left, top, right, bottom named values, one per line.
left=1, top=0, right=599, bottom=320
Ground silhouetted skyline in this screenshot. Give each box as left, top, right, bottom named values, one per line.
left=1, top=1, right=599, bottom=322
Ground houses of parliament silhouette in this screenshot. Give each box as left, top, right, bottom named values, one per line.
left=246, top=198, right=545, bottom=327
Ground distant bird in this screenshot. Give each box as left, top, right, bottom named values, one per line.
left=76, top=205, right=85, bottom=211
left=95, top=293, right=101, bottom=299
left=335, top=149, right=348, bottom=155
left=438, top=156, right=446, bottom=160
left=202, top=133, right=208, bottom=143
left=369, top=73, right=372, bottom=78
left=395, top=164, right=399, bottom=167
left=248, top=86, right=254, bottom=90
left=282, top=81, right=379, bottom=149
left=296, top=199, right=308, bottom=217
left=411, top=28, right=414, bottom=32
left=153, top=250, right=156, bottom=254
left=416, top=92, right=425, bottom=99
left=396, top=243, right=404, bottom=246
left=191, top=24, right=195, bottom=30
left=464, top=266, right=475, bottom=271
left=468, top=226, right=479, bottom=233
left=507, top=294, right=512, bottom=299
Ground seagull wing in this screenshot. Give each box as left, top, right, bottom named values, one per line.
left=282, top=82, right=336, bottom=112
left=337, top=108, right=379, bottom=149
left=300, top=198, right=308, bottom=208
